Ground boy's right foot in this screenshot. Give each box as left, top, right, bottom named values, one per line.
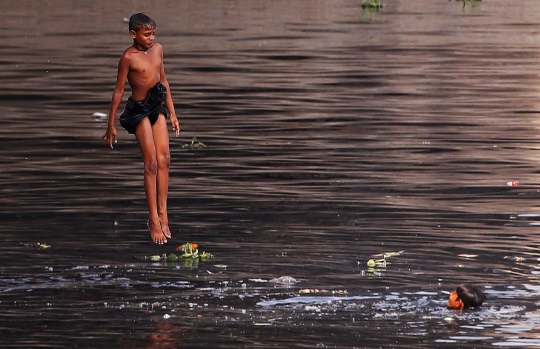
left=147, top=219, right=167, bottom=244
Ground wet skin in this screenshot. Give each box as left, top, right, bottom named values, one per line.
left=447, top=291, right=464, bottom=310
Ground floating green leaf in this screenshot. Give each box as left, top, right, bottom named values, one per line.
left=140, top=242, right=214, bottom=265
left=366, top=258, right=386, bottom=268
left=361, top=0, right=384, bottom=10
left=182, top=137, right=207, bottom=149
left=199, top=252, right=214, bottom=261
left=371, top=250, right=404, bottom=259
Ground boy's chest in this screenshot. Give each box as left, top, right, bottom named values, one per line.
left=130, top=56, right=160, bottom=74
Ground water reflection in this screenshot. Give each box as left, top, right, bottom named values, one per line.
left=2, top=0, right=540, bottom=347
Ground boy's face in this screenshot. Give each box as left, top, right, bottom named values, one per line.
left=130, top=26, right=156, bottom=50
left=447, top=291, right=464, bottom=310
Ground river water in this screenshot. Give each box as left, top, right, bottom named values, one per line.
left=2, top=0, right=540, bottom=347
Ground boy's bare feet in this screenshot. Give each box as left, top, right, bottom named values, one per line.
left=158, top=214, right=172, bottom=239
left=161, top=225, right=172, bottom=239
left=148, top=219, right=167, bottom=244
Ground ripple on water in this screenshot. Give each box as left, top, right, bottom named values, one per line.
left=3, top=0, right=540, bottom=348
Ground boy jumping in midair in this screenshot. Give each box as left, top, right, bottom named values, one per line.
left=103, top=13, right=180, bottom=244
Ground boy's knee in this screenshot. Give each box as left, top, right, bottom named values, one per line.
left=158, top=152, right=170, bottom=168
left=144, top=158, right=158, bottom=175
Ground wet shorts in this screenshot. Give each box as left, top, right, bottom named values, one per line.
left=119, top=82, right=169, bottom=134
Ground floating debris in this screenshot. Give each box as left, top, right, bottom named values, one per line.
left=269, top=276, right=299, bottom=285
left=176, top=242, right=198, bottom=253
left=361, top=0, right=384, bottom=10
left=503, top=255, right=540, bottom=262
left=365, top=268, right=384, bottom=276
left=26, top=242, right=51, bottom=249
left=182, top=137, right=206, bottom=149
left=457, top=254, right=478, bottom=259
left=360, top=251, right=405, bottom=275
left=460, top=0, right=482, bottom=9
left=371, top=251, right=404, bottom=259
left=366, top=259, right=386, bottom=268
left=504, top=256, right=527, bottom=262
left=139, top=242, right=214, bottom=263
left=174, top=242, right=213, bottom=260
left=299, top=289, right=348, bottom=295
left=92, top=112, right=108, bottom=120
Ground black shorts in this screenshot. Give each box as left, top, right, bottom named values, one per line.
left=119, top=82, right=169, bottom=134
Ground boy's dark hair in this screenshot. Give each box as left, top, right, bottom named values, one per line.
left=457, top=284, right=486, bottom=309
left=129, top=13, right=156, bottom=32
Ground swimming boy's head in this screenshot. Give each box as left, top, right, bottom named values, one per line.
left=128, top=13, right=156, bottom=33
left=447, top=284, right=486, bottom=310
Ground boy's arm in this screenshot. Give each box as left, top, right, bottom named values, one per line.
left=103, top=54, right=130, bottom=149
left=159, top=46, right=180, bottom=137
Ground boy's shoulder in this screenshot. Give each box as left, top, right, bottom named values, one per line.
left=152, top=43, right=164, bottom=55
left=120, top=46, right=136, bottom=60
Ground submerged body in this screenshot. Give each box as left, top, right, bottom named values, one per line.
left=448, top=284, right=486, bottom=310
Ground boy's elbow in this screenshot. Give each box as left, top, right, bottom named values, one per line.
left=113, top=88, right=124, bottom=99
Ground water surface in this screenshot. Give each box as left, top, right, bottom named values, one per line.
left=2, top=0, right=540, bottom=347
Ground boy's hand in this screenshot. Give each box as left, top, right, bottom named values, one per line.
left=170, top=115, right=180, bottom=137
left=102, top=126, right=118, bottom=149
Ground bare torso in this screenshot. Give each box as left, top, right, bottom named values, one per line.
left=125, top=44, right=163, bottom=101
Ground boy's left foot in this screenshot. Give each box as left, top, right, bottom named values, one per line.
left=160, top=221, right=172, bottom=239
left=159, top=215, right=171, bottom=239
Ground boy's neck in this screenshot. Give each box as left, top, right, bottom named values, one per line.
left=132, top=43, right=148, bottom=53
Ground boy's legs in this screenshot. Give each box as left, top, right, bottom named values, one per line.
left=135, top=117, right=167, bottom=244
left=151, top=113, right=172, bottom=238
